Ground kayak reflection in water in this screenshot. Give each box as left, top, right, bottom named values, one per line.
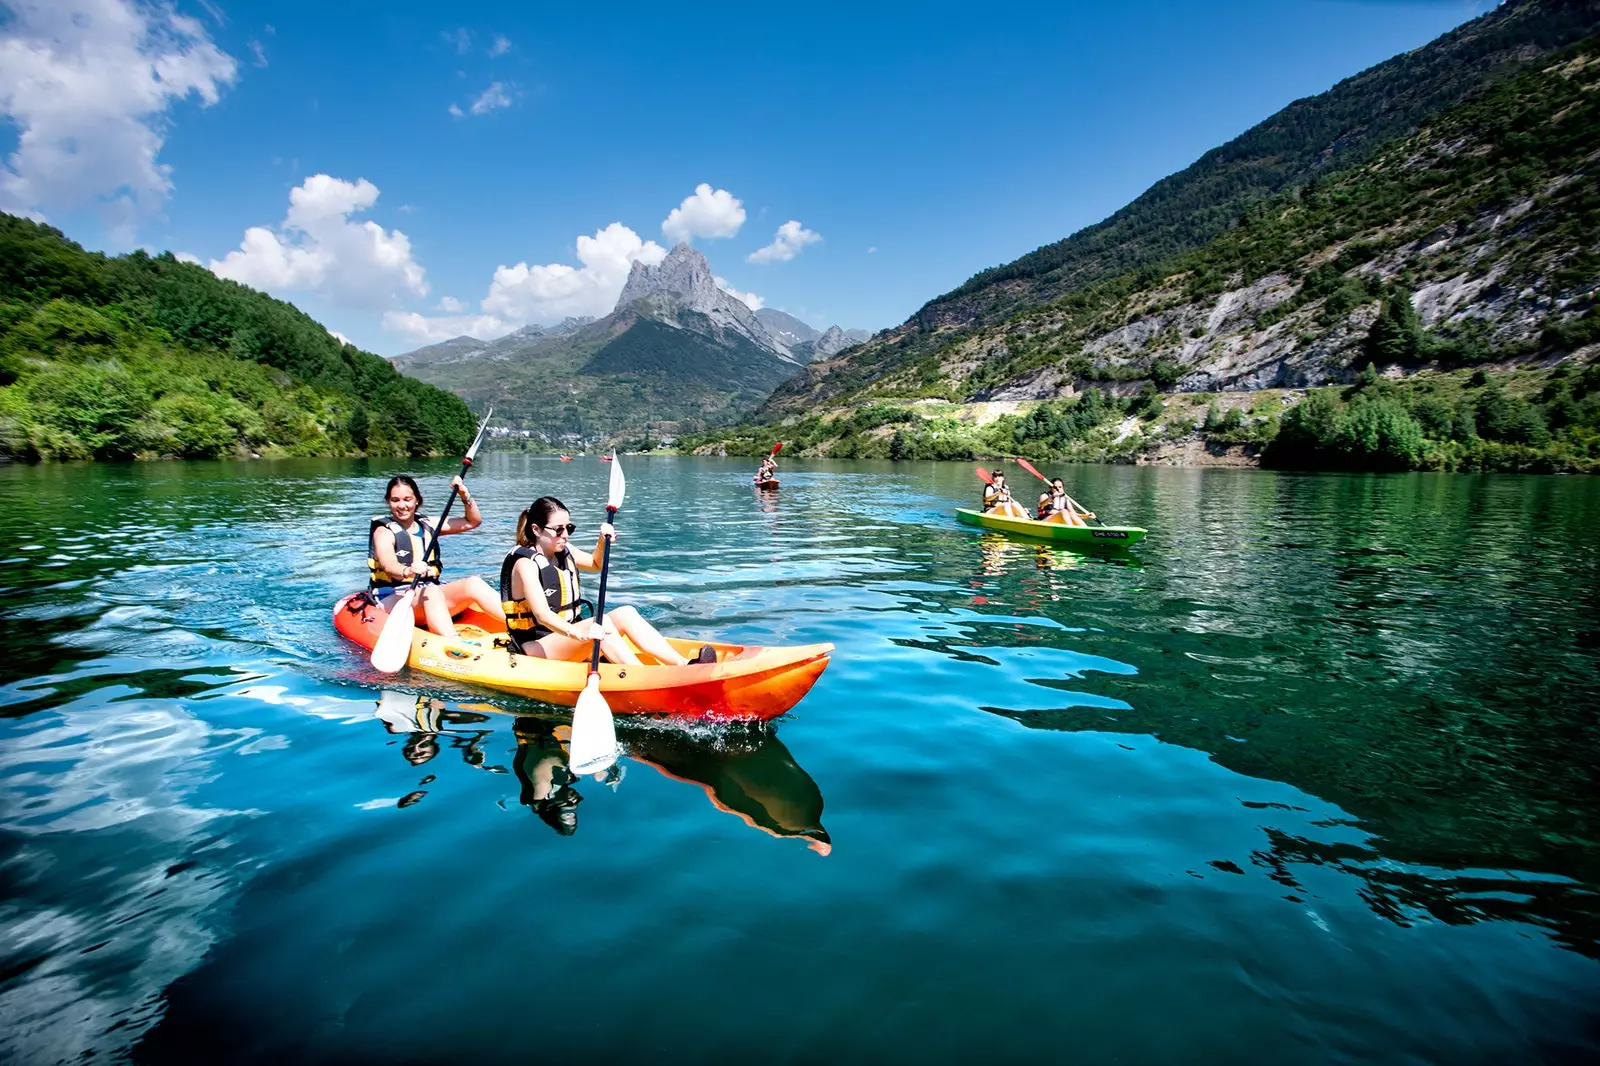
left=374, top=691, right=496, bottom=768
left=368, top=474, right=505, bottom=639
left=499, top=495, right=711, bottom=666
left=509, top=716, right=830, bottom=849
left=513, top=717, right=586, bottom=836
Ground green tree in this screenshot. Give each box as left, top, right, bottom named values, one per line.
left=348, top=403, right=371, bottom=451
left=1365, top=291, right=1424, bottom=364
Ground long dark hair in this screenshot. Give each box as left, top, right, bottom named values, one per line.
left=515, top=495, right=568, bottom=547
left=385, top=475, right=423, bottom=510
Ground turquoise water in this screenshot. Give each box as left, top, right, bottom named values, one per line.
left=1, top=456, right=1597, bottom=1063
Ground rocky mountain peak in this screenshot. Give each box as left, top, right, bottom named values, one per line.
left=614, top=242, right=788, bottom=358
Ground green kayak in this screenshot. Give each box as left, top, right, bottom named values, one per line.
left=955, top=508, right=1147, bottom=547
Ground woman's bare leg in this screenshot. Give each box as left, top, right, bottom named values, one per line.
left=414, top=586, right=459, bottom=638
left=607, top=605, right=690, bottom=665
left=440, top=577, right=507, bottom=624
left=530, top=630, right=642, bottom=666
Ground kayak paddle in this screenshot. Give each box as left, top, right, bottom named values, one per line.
left=1014, top=456, right=1102, bottom=527
left=771, top=441, right=783, bottom=456
left=568, top=449, right=625, bottom=775
left=371, top=407, right=493, bottom=673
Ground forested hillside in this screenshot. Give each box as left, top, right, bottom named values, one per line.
left=694, top=37, right=1600, bottom=473
left=0, top=216, right=475, bottom=461
left=811, top=0, right=1600, bottom=387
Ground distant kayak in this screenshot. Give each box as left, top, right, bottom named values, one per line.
left=601, top=456, right=613, bottom=462
left=559, top=455, right=572, bottom=461
left=753, top=478, right=780, bottom=490
left=334, top=596, right=832, bottom=720
left=955, top=508, right=1146, bottom=547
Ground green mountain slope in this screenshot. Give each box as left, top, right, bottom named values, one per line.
left=397, top=308, right=800, bottom=440
left=801, top=0, right=1600, bottom=397
left=0, top=216, right=475, bottom=461
left=709, top=38, right=1600, bottom=472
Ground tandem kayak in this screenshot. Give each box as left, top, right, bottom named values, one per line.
left=955, top=508, right=1147, bottom=547
left=334, top=595, right=832, bottom=721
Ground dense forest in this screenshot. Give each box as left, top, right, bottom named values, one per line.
left=0, top=215, right=475, bottom=461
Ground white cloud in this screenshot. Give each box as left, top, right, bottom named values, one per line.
left=383, top=309, right=509, bottom=346
left=0, top=0, right=238, bottom=235
left=437, top=296, right=467, bottom=312
left=470, top=82, right=510, bottom=115
left=209, top=174, right=428, bottom=309
left=328, top=328, right=352, bottom=345
left=867, top=246, right=878, bottom=254
left=443, top=28, right=471, bottom=55
left=489, top=34, right=511, bottom=57
left=483, top=222, right=666, bottom=321
left=661, top=183, right=746, bottom=244
left=173, top=251, right=201, bottom=264
left=451, top=81, right=511, bottom=118
left=247, top=39, right=267, bottom=67
left=715, top=276, right=764, bottom=311
left=748, top=220, right=821, bottom=264
left=386, top=222, right=667, bottom=346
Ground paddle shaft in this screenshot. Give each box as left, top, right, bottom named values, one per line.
left=587, top=505, right=617, bottom=674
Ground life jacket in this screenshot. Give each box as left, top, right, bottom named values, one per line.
left=1036, top=496, right=1053, bottom=520
left=499, top=546, right=586, bottom=649
left=368, top=515, right=441, bottom=593
left=983, top=483, right=1010, bottom=509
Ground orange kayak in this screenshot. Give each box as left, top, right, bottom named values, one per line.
left=333, top=595, right=832, bottom=721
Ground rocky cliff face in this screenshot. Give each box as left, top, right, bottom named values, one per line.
left=617, top=243, right=789, bottom=357
left=762, top=40, right=1600, bottom=418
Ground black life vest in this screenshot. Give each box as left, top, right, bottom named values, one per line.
left=983, top=483, right=1010, bottom=509
left=499, top=546, right=585, bottom=650
left=368, top=515, right=441, bottom=593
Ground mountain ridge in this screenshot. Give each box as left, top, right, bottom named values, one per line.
left=802, top=0, right=1600, bottom=399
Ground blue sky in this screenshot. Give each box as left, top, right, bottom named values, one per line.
left=2, top=0, right=1494, bottom=355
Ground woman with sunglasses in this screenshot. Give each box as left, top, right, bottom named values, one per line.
left=369, top=474, right=505, bottom=639
left=499, top=495, right=709, bottom=666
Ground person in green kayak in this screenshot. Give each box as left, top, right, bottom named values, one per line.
left=982, top=470, right=1028, bottom=518
left=1036, top=477, right=1095, bottom=527
left=369, top=474, right=505, bottom=638
left=498, top=495, right=714, bottom=666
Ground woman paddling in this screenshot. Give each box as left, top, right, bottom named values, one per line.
left=368, top=474, right=505, bottom=639
left=499, top=495, right=713, bottom=666
left=982, top=470, right=1028, bottom=519
left=1036, top=477, right=1096, bottom=526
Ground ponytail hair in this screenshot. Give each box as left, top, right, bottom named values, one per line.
left=516, top=495, right=568, bottom=547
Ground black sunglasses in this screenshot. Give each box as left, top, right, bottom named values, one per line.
left=542, top=522, right=577, bottom=536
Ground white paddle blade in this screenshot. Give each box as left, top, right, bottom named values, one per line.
left=606, top=452, right=626, bottom=511
left=370, top=588, right=418, bottom=673
left=568, top=674, right=618, bottom=776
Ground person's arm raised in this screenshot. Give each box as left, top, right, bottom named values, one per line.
left=440, top=475, right=481, bottom=534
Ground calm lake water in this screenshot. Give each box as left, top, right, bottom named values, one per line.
left=1, top=455, right=1598, bottom=1064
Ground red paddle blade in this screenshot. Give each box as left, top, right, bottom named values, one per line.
left=1016, top=457, right=1048, bottom=483
left=771, top=441, right=783, bottom=456
left=974, top=465, right=994, bottom=484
